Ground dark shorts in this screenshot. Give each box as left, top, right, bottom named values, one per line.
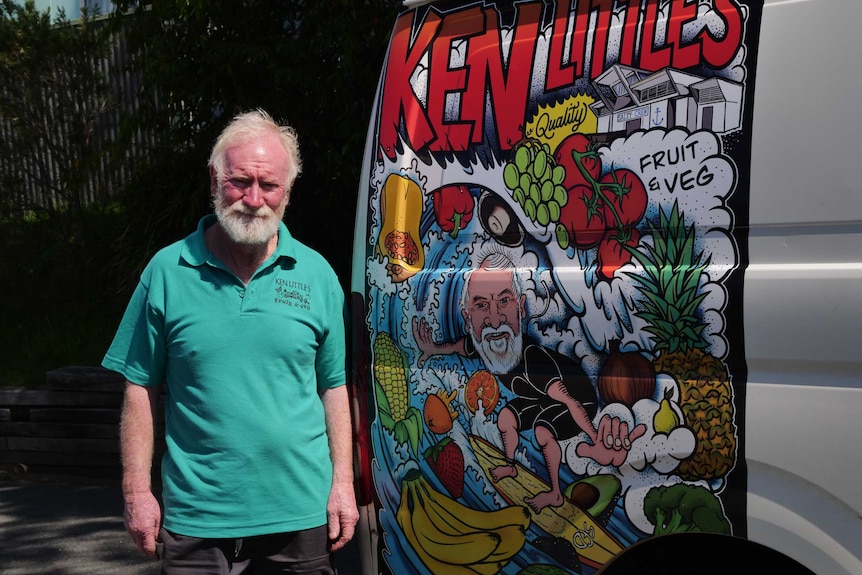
left=507, top=376, right=598, bottom=440
left=159, top=525, right=336, bottom=575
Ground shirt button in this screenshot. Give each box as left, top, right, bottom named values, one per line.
left=239, top=291, right=245, bottom=298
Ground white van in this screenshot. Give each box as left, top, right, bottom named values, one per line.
left=348, top=1, right=862, bottom=573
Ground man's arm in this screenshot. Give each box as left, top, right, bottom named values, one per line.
left=412, top=317, right=468, bottom=367
left=321, top=385, right=359, bottom=552
left=120, top=382, right=162, bottom=560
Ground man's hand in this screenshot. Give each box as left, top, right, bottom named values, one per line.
left=326, top=480, right=359, bottom=552
left=411, top=317, right=436, bottom=368
left=576, top=414, right=646, bottom=467
left=124, top=491, right=162, bottom=560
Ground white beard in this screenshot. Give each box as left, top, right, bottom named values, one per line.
left=470, top=322, right=523, bottom=375
left=214, top=196, right=284, bottom=246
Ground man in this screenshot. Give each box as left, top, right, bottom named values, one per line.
left=413, top=246, right=644, bottom=513
left=103, top=109, right=358, bottom=574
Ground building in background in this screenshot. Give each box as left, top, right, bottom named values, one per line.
left=19, top=0, right=113, bottom=20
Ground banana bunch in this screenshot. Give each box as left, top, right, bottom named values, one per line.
left=397, top=470, right=530, bottom=574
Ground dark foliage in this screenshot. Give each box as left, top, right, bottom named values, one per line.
left=0, top=0, right=399, bottom=385
left=0, top=0, right=118, bottom=250
left=106, top=0, right=399, bottom=291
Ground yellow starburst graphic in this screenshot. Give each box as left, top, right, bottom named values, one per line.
left=525, top=93, right=598, bottom=155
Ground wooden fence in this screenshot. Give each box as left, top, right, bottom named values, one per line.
left=0, top=18, right=153, bottom=213
left=0, top=366, right=165, bottom=480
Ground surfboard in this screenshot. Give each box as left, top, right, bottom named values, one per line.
left=468, top=435, right=624, bottom=570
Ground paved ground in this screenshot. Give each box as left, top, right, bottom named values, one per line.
left=0, top=471, right=361, bottom=575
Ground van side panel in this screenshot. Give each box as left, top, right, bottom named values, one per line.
left=349, top=0, right=861, bottom=573
left=743, top=0, right=862, bottom=572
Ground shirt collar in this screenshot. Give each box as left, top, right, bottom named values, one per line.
left=181, top=214, right=296, bottom=268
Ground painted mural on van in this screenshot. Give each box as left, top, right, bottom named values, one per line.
left=359, top=1, right=762, bottom=573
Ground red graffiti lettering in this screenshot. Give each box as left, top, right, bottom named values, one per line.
left=699, top=0, right=744, bottom=69
left=666, top=0, right=701, bottom=70
left=638, top=0, right=744, bottom=71
left=426, top=7, right=483, bottom=154
left=378, top=1, right=746, bottom=157
left=462, top=4, right=540, bottom=150
left=379, top=12, right=441, bottom=160
left=617, top=0, right=642, bottom=67
left=546, top=0, right=591, bottom=90
left=640, top=0, right=672, bottom=71
left=589, top=0, right=614, bottom=79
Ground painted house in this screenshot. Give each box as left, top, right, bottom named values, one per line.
left=590, top=64, right=744, bottom=138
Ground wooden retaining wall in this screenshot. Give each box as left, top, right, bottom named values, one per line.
left=0, top=366, right=165, bottom=480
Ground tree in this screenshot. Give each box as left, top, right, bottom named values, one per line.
left=0, top=0, right=118, bottom=252
left=0, top=0, right=401, bottom=385
left=107, top=0, right=400, bottom=286
left=0, top=1, right=131, bottom=385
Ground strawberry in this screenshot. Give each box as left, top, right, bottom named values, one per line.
left=423, top=437, right=465, bottom=498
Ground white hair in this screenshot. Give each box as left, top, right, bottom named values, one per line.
left=208, top=108, right=302, bottom=191
left=460, top=243, right=526, bottom=311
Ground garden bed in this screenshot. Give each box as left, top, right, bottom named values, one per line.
left=0, top=366, right=164, bottom=479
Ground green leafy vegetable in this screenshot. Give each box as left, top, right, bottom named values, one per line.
left=643, top=483, right=731, bottom=536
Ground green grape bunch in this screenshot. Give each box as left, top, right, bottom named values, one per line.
left=502, top=139, right=569, bottom=227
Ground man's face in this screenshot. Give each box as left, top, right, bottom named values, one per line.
left=462, top=265, right=524, bottom=374
left=212, top=133, right=290, bottom=246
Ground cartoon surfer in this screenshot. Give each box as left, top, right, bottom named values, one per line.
left=413, top=244, right=646, bottom=512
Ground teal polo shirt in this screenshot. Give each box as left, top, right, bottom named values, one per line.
left=103, top=215, right=346, bottom=538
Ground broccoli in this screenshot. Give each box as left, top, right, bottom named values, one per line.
left=643, top=483, right=731, bottom=536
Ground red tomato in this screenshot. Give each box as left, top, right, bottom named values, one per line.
left=554, top=134, right=602, bottom=191
left=597, top=227, right=641, bottom=281
left=599, top=168, right=648, bottom=226
left=558, top=184, right=607, bottom=249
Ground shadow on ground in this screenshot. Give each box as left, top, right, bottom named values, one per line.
left=0, top=472, right=361, bottom=575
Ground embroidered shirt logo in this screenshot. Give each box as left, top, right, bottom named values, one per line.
left=275, top=279, right=311, bottom=310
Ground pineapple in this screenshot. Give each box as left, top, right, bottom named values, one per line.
left=625, top=202, right=737, bottom=480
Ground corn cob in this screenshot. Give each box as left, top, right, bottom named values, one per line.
left=373, top=331, right=410, bottom=422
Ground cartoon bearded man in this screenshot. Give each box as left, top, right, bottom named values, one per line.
left=414, top=245, right=644, bottom=512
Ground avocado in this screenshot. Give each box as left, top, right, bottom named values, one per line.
left=562, top=473, right=622, bottom=524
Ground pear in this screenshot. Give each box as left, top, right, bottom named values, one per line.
left=653, top=387, right=680, bottom=434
